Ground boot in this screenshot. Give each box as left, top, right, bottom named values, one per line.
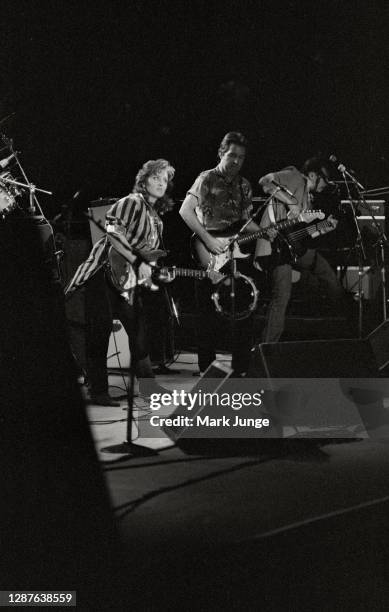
left=136, top=355, right=155, bottom=379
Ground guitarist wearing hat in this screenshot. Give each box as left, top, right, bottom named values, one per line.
left=257, top=156, right=350, bottom=343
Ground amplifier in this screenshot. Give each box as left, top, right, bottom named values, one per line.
left=107, top=320, right=130, bottom=368
left=341, top=199, right=386, bottom=215
left=341, top=199, right=386, bottom=232
left=88, top=204, right=111, bottom=245
left=88, top=198, right=120, bottom=244
left=337, top=266, right=381, bottom=299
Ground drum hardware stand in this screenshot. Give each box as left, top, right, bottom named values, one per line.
left=338, top=162, right=388, bottom=336
left=0, top=175, right=52, bottom=214
left=0, top=134, right=49, bottom=216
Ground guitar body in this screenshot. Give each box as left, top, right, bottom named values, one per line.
left=274, top=217, right=338, bottom=264
left=106, top=246, right=222, bottom=298
left=192, top=234, right=250, bottom=274
left=270, top=229, right=308, bottom=266
left=107, top=247, right=166, bottom=295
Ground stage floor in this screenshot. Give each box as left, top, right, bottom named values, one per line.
left=82, top=353, right=389, bottom=609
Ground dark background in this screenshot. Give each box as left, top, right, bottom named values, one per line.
left=1, top=0, right=388, bottom=219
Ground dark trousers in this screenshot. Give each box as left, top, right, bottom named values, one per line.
left=84, top=270, right=150, bottom=394
left=143, top=288, right=174, bottom=366
left=195, top=278, right=254, bottom=374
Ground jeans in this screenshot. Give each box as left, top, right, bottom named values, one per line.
left=262, top=249, right=346, bottom=342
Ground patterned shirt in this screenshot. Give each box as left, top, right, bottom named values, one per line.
left=66, top=193, right=162, bottom=292
left=188, top=166, right=253, bottom=231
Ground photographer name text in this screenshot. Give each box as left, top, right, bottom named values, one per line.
left=150, top=415, right=270, bottom=429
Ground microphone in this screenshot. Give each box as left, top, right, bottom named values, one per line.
left=329, top=155, right=364, bottom=189
left=0, top=152, right=16, bottom=170
left=329, top=154, right=348, bottom=173
left=270, top=179, right=294, bottom=199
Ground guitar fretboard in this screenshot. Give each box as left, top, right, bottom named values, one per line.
left=237, top=217, right=304, bottom=245
left=160, top=267, right=208, bottom=279
left=288, top=219, right=333, bottom=241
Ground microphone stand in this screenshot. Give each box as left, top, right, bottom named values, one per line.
left=340, top=171, right=365, bottom=337
left=80, top=213, right=157, bottom=457
left=222, top=197, right=272, bottom=372
left=358, top=194, right=388, bottom=322
left=339, top=165, right=388, bottom=335
left=101, top=259, right=157, bottom=458
left=1, top=134, right=47, bottom=216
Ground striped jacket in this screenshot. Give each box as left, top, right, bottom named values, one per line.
left=66, top=193, right=162, bottom=293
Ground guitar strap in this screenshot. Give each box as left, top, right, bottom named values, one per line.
left=149, top=209, right=177, bottom=320
left=267, top=199, right=276, bottom=224
left=238, top=177, right=245, bottom=214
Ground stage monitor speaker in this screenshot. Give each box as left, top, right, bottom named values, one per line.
left=162, top=360, right=285, bottom=454
left=249, top=338, right=379, bottom=378
left=368, top=320, right=389, bottom=373
left=248, top=340, right=389, bottom=436
left=163, top=360, right=240, bottom=454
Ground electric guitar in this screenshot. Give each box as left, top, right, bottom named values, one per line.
left=191, top=210, right=325, bottom=273
left=107, top=247, right=224, bottom=298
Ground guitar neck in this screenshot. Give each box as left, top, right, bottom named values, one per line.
left=161, top=267, right=209, bottom=280
left=288, top=219, right=332, bottom=240
left=236, top=217, right=301, bottom=245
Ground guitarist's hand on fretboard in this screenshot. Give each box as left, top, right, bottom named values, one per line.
left=266, top=227, right=278, bottom=242
left=138, top=262, right=155, bottom=289
left=320, top=214, right=338, bottom=234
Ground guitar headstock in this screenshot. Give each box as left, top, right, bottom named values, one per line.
left=298, top=209, right=325, bottom=223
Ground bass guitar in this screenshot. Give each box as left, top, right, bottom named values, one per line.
left=276, top=216, right=338, bottom=262
left=191, top=210, right=324, bottom=273
left=107, top=247, right=223, bottom=300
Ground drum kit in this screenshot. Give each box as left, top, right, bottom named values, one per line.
left=0, top=118, right=59, bottom=282
left=0, top=170, right=20, bottom=218
left=0, top=115, right=52, bottom=219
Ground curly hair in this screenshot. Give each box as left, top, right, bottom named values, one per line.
left=218, top=132, right=248, bottom=160
left=133, top=158, right=175, bottom=214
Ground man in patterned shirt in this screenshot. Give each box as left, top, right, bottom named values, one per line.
left=180, top=132, right=261, bottom=375
left=67, top=159, right=175, bottom=405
